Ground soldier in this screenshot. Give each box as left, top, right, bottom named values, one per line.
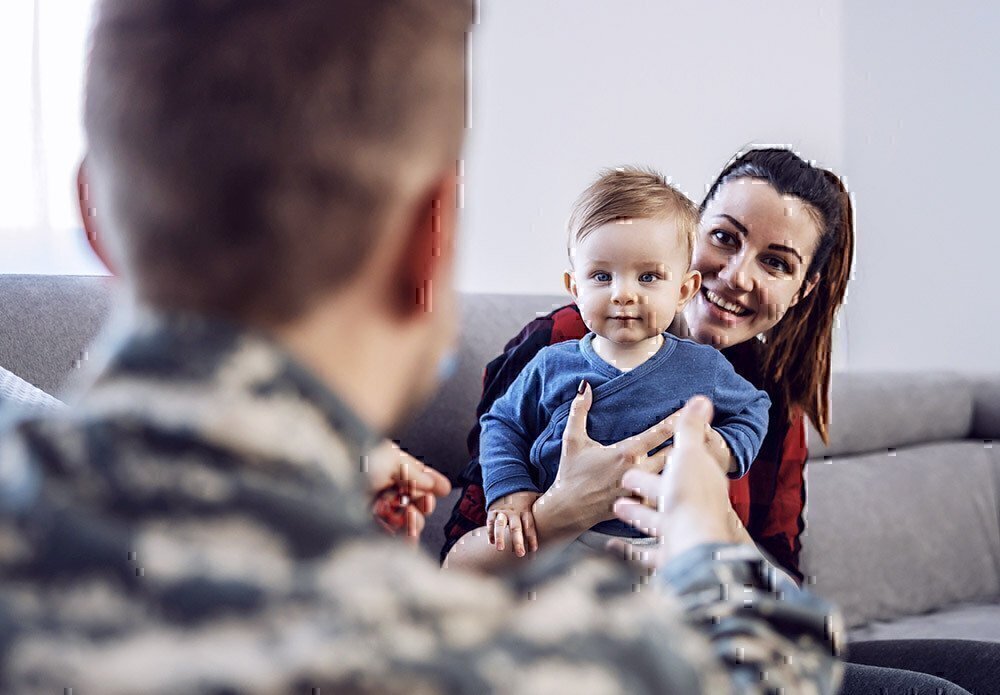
left=0, top=1, right=843, bottom=692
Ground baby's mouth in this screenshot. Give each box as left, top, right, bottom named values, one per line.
left=703, top=289, right=752, bottom=317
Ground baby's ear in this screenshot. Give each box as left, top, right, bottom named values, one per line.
left=676, top=269, right=702, bottom=309
left=563, top=271, right=578, bottom=298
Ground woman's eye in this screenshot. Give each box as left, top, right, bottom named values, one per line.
left=592, top=272, right=611, bottom=282
left=639, top=273, right=659, bottom=283
left=763, top=257, right=791, bottom=274
left=710, top=229, right=737, bottom=247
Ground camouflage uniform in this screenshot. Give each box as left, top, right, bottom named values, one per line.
left=0, top=312, right=844, bottom=693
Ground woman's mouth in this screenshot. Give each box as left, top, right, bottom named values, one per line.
left=703, top=289, right=752, bottom=318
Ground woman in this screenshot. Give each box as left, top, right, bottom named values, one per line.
left=442, top=148, right=997, bottom=694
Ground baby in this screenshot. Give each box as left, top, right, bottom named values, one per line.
left=479, top=167, right=771, bottom=554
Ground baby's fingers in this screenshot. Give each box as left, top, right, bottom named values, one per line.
left=521, top=512, right=539, bottom=553
left=493, top=512, right=509, bottom=551
left=508, top=515, right=526, bottom=557
left=486, top=511, right=496, bottom=545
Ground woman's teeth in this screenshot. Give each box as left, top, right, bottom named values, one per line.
left=705, top=289, right=749, bottom=316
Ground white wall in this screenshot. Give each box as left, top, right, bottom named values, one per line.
left=841, top=1, right=1000, bottom=373
left=458, top=0, right=845, bottom=297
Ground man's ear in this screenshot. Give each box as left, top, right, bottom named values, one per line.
left=77, top=159, right=117, bottom=276
left=676, top=269, right=702, bottom=310
left=563, top=270, right=578, bottom=299
left=390, top=168, right=458, bottom=320
left=789, top=273, right=820, bottom=308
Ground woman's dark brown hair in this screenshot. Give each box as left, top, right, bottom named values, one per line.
left=700, top=148, right=855, bottom=443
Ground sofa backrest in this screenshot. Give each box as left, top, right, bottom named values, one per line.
left=4, top=276, right=999, bottom=629
left=806, top=372, right=975, bottom=459
left=0, top=274, right=115, bottom=396
left=393, top=293, right=568, bottom=481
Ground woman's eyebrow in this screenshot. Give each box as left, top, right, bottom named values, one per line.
left=720, top=214, right=750, bottom=237
left=769, top=243, right=804, bottom=263
left=720, top=214, right=804, bottom=263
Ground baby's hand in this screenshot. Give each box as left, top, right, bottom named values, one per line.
left=707, top=430, right=738, bottom=475
left=487, top=491, right=541, bottom=557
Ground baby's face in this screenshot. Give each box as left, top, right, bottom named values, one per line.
left=568, top=218, right=698, bottom=346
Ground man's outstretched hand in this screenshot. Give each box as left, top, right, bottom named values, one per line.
left=610, top=396, right=742, bottom=567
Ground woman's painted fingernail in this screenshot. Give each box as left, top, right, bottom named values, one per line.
left=577, top=379, right=589, bottom=394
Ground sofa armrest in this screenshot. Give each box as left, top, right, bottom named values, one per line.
left=971, top=377, right=1000, bottom=439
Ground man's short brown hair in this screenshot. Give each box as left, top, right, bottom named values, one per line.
left=568, top=167, right=699, bottom=266
left=85, top=0, right=472, bottom=324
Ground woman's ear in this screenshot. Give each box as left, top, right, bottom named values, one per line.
left=676, top=269, right=702, bottom=310
left=790, top=273, right=820, bottom=308
left=563, top=270, right=578, bottom=299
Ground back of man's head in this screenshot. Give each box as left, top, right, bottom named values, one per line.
left=84, top=0, right=472, bottom=325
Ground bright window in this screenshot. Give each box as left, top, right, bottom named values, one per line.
left=0, top=0, right=106, bottom=275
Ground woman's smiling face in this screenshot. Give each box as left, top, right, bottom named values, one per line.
left=686, top=178, right=823, bottom=348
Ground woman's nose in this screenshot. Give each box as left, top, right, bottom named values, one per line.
left=717, top=254, right=755, bottom=293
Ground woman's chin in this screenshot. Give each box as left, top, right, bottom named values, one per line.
left=689, top=313, right=754, bottom=348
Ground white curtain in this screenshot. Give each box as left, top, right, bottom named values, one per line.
left=0, top=0, right=105, bottom=275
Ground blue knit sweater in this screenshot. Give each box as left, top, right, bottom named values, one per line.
left=480, top=332, right=771, bottom=536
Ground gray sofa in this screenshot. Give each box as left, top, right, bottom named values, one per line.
left=4, top=274, right=999, bottom=644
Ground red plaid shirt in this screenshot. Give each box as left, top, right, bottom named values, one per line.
left=442, top=304, right=808, bottom=582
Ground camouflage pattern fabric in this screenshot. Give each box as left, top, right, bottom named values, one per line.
left=0, top=311, right=843, bottom=693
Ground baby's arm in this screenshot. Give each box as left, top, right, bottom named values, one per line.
left=705, top=427, right=739, bottom=474
left=709, top=358, right=772, bottom=478
left=479, top=352, right=550, bottom=550
left=487, top=490, right=541, bottom=557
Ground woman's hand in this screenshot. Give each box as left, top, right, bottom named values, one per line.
left=366, top=440, right=451, bottom=545
left=532, top=380, right=680, bottom=543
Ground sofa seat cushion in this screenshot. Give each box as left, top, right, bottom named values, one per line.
left=802, top=441, right=1000, bottom=628
left=848, top=600, right=1000, bottom=643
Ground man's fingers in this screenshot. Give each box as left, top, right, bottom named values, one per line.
left=413, top=491, right=436, bottom=516
left=636, top=446, right=670, bottom=475
left=672, top=396, right=714, bottom=453
left=613, top=498, right=663, bottom=537
left=634, top=411, right=678, bottom=455
left=397, top=460, right=451, bottom=497
left=621, top=468, right=664, bottom=508
left=405, top=505, right=424, bottom=544
left=422, top=467, right=452, bottom=497
left=562, top=380, right=593, bottom=449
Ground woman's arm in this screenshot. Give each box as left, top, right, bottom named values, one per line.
left=445, top=381, right=678, bottom=572
left=752, top=413, right=808, bottom=582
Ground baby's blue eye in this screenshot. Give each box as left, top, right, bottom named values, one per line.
left=639, top=273, right=658, bottom=283
left=593, top=272, right=611, bottom=282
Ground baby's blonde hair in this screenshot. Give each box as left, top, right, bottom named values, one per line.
left=568, top=166, right=698, bottom=266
